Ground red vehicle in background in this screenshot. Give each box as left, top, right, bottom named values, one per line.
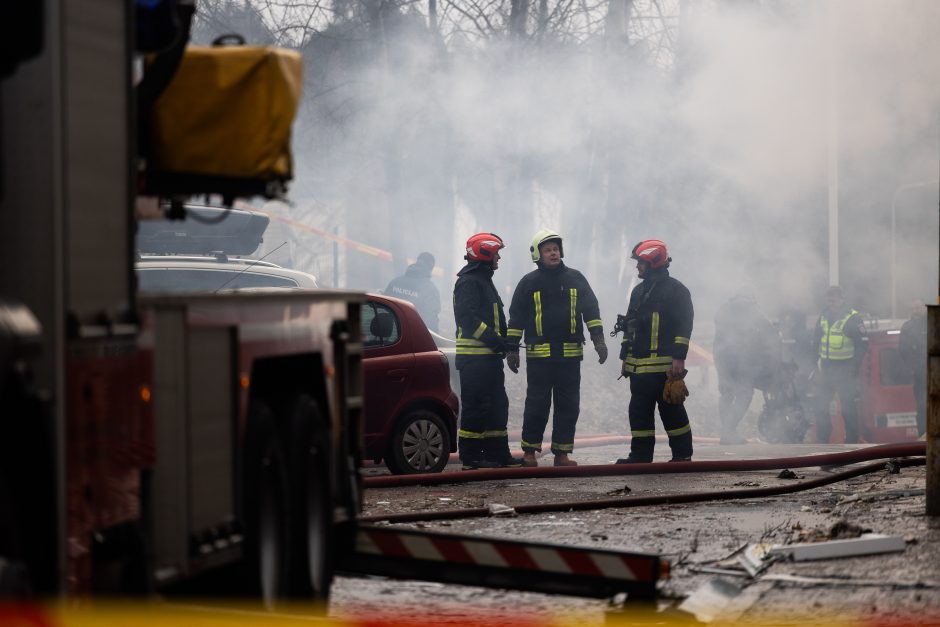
left=818, top=322, right=919, bottom=444
left=361, top=295, right=459, bottom=474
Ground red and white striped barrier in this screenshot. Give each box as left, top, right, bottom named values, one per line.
left=339, top=524, right=666, bottom=600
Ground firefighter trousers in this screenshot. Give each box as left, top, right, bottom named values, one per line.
left=815, top=363, right=861, bottom=444
left=520, top=359, right=580, bottom=455
left=457, top=357, right=513, bottom=463
left=627, top=373, right=693, bottom=461
left=717, top=365, right=755, bottom=436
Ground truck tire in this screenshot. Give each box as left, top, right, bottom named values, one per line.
left=0, top=373, right=55, bottom=596
left=242, top=401, right=292, bottom=608
left=0, top=473, right=30, bottom=597
left=284, top=394, right=333, bottom=602
left=386, top=410, right=451, bottom=475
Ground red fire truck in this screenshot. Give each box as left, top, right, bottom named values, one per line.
left=0, top=1, right=668, bottom=610
left=0, top=1, right=365, bottom=604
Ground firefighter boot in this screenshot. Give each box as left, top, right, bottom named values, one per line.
left=553, top=453, right=578, bottom=467
left=460, top=436, right=494, bottom=470
left=522, top=451, right=538, bottom=467
left=484, top=436, right=523, bottom=468
left=616, top=455, right=652, bottom=464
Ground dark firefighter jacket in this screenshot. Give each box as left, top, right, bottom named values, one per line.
left=506, top=262, right=603, bottom=360
left=620, top=269, right=693, bottom=375
left=453, top=261, right=507, bottom=366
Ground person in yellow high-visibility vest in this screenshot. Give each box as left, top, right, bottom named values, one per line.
left=812, top=286, right=868, bottom=443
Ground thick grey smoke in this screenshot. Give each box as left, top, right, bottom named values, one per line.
left=197, top=0, right=940, bottom=439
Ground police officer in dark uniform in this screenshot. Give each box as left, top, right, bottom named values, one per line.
left=812, top=285, right=868, bottom=443
left=505, top=229, right=607, bottom=468
left=616, top=239, right=694, bottom=463
left=384, top=252, right=441, bottom=332
left=453, top=233, right=522, bottom=469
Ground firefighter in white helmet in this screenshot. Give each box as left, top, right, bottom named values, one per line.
left=506, top=229, right=607, bottom=467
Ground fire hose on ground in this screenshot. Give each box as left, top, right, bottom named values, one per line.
left=360, top=433, right=722, bottom=469
left=363, top=441, right=925, bottom=489
left=360, top=454, right=925, bottom=524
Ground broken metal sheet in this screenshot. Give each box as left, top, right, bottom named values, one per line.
left=737, top=542, right=775, bottom=577
left=769, top=533, right=906, bottom=561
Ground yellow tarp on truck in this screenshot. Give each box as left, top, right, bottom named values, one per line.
left=149, top=45, right=302, bottom=196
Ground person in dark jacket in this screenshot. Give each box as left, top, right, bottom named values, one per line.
left=616, top=239, right=694, bottom=464
left=453, top=233, right=522, bottom=469
left=385, top=252, right=441, bottom=332
left=899, top=299, right=927, bottom=437
left=812, top=285, right=868, bottom=443
left=713, top=291, right=780, bottom=444
left=506, top=229, right=607, bottom=468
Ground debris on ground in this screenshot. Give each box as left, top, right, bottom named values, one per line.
left=676, top=577, right=768, bottom=622
left=769, top=533, right=906, bottom=561
left=488, top=503, right=517, bottom=517
left=606, top=485, right=632, bottom=496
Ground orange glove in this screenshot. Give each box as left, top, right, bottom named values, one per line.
left=662, top=369, right=690, bottom=404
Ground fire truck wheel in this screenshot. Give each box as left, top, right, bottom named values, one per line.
left=243, top=401, right=292, bottom=607
left=284, top=394, right=333, bottom=601
left=386, top=410, right=451, bottom=475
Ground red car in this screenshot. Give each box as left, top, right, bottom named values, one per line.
left=135, top=205, right=459, bottom=475
left=361, top=294, right=459, bottom=474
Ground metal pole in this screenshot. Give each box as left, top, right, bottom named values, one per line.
left=927, top=305, right=940, bottom=516
left=826, top=0, right=839, bottom=288
left=928, top=137, right=940, bottom=516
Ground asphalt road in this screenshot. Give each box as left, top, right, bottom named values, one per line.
left=331, top=440, right=940, bottom=625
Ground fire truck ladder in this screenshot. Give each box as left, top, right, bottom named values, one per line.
left=336, top=523, right=667, bottom=601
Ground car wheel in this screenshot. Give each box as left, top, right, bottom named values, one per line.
left=386, top=410, right=451, bottom=475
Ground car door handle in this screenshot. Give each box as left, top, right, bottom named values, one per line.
left=387, top=369, right=408, bottom=382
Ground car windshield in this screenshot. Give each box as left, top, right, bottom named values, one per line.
left=137, top=267, right=300, bottom=293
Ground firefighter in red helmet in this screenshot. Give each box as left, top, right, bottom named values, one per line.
left=453, top=233, right=523, bottom=469
left=616, top=239, right=695, bottom=463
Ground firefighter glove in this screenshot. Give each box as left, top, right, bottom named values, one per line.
left=662, top=369, right=690, bottom=405
left=593, top=336, right=608, bottom=364
left=620, top=358, right=630, bottom=378
left=506, top=350, right=520, bottom=373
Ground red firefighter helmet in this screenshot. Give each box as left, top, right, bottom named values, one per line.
left=465, top=232, right=505, bottom=263
left=631, top=239, right=671, bottom=269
